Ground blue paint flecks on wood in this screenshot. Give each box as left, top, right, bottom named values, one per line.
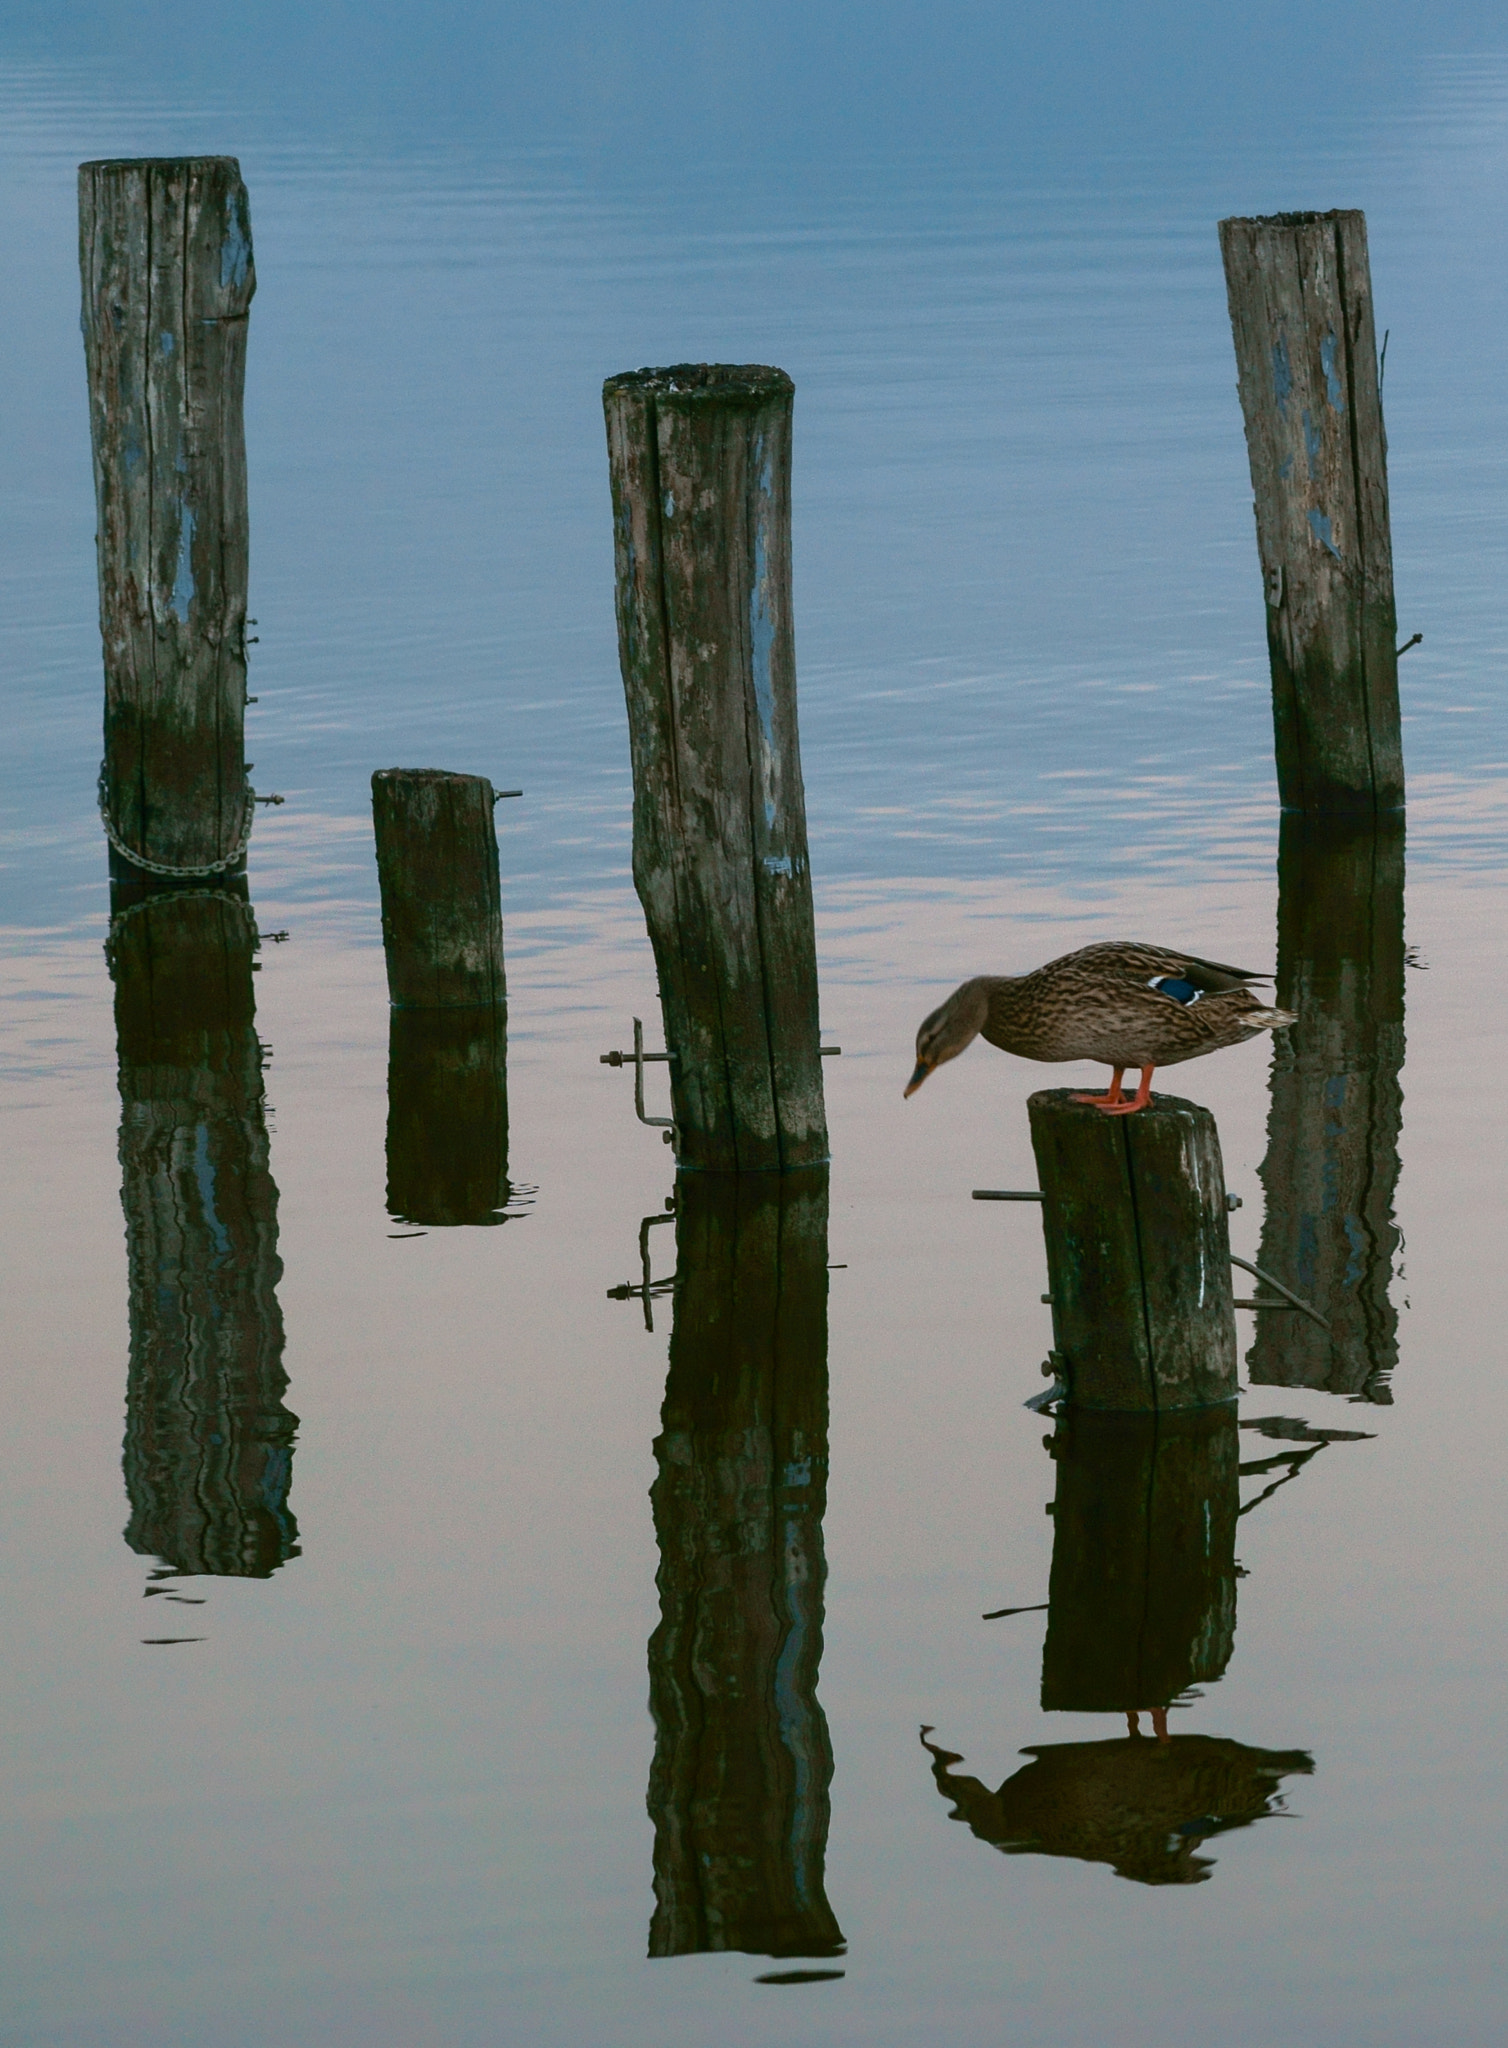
left=763, top=854, right=793, bottom=876
left=160, top=330, right=174, bottom=355
left=1307, top=507, right=1342, bottom=561
left=219, top=188, right=252, bottom=293
left=171, top=505, right=196, bottom=622
left=1321, top=327, right=1345, bottom=411
left=1303, top=408, right=1322, bottom=481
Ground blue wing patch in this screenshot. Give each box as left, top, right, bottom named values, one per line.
left=1152, top=976, right=1200, bottom=1005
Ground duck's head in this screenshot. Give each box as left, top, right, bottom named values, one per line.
left=905, top=978, right=991, bottom=1097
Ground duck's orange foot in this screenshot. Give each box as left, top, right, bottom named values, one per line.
left=1079, top=1065, right=1156, bottom=1115
left=1071, top=1067, right=1125, bottom=1108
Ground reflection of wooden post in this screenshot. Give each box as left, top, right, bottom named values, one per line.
left=113, top=888, right=298, bottom=1577
left=1028, top=1091, right=1237, bottom=1411
left=1251, top=817, right=1404, bottom=1401
left=80, top=158, right=256, bottom=873
left=386, top=1007, right=510, bottom=1226
left=1219, top=210, right=1403, bottom=813
left=603, top=364, right=827, bottom=1172
left=1041, top=1407, right=1237, bottom=1712
left=371, top=769, right=507, bottom=1008
left=647, top=1170, right=844, bottom=1961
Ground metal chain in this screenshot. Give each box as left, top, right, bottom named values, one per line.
left=97, top=761, right=260, bottom=879
left=103, top=883, right=261, bottom=969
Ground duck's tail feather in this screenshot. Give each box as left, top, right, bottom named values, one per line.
left=1241, top=1006, right=1298, bottom=1034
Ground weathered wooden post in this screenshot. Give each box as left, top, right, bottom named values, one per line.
left=1219, top=210, right=1403, bottom=813
left=1028, top=1090, right=1237, bottom=1411
left=371, top=769, right=507, bottom=1009
left=603, top=364, right=828, bottom=1174
left=112, top=886, right=298, bottom=1577
left=646, top=1168, right=843, bottom=1961
left=80, top=157, right=257, bottom=875
left=1250, top=815, right=1404, bottom=1402
left=386, top=1006, right=511, bottom=1227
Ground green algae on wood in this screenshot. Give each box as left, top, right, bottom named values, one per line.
left=1219, top=210, right=1404, bottom=814
left=603, top=364, right=828, bottom=1172
left=80, top=158, right=256, bottom=871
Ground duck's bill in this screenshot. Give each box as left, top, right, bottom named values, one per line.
left=903, top=1061, right=932, bottom=1098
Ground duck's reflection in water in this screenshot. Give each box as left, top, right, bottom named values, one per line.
left=924, top=1407, right=1312, bottom=1885
left=113, top=883, right=298, bottom=1580
left=646, top=1169, right=845, bottom=1963
left=1251, top=817, right=1405, bottom=1403
left=920, top=1726, right=1312, bottom=1886
left=385, top=1004, right=514, bottom=1227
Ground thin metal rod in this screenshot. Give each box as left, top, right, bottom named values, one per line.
left=972, top=1189, right=1043, bottom=1201
left=1229, top=1254, right=1331, bottom=1330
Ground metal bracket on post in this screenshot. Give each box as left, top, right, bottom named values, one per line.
left=600, top=1018, right=678, bottom=1147
left=599, top=1021, right=840, bottom=1151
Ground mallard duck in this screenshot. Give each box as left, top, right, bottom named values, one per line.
left=904, top=940, right=1296, bottom=1114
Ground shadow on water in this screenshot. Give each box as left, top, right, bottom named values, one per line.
left=1251, top=817, right=1406, bottom=1403
left=111, top=878, right=298, bottom=1581
left=924, top=1405, right=1316, bottom=1886
left=386, top=1004, right=516, bottom=1227
left=644, top=1168, right=845, bottom=1964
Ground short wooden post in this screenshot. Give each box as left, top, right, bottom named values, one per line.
left=1028, top=1090, right=1237, bottom=1411
left=1250, top=815, right=1404, bottom=1402
left=371, top=769, right=507, bottom=1008
left=112, top=887, right=298, bottom=1577
left=603, top=364, right=827, bottom=1173
left=1040, top=1406, right=1238, bottom=1714
left=1219, top=210, right=1403, bottom=813
left=386, top=1007, right=511, bottom=1227
left=646, top=1168, right=843, bottom=1960
left=80, top=157, right=257, bottom=874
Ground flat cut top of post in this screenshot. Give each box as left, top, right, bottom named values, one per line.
left=1221, top=207, right=1360, bottom=228
left=80, top=154, right=243, bottom=173
left=603, top=363, right=793, bottom=409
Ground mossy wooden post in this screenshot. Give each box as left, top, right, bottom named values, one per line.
left=371, top=770, right=507, bottom=1009
left=1028, top=1090, right=1237, bottom=1411
left=79, top=157, right=256, bottom=874
left=603, top=364, right=828, bottom=1174
left=1219, top=210, right=1403, bottom=814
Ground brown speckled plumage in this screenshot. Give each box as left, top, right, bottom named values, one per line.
left=906, top=941, right=1296, bottom=1108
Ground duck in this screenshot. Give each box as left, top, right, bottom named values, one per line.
left=904, top=940, right=1296, bottom=1114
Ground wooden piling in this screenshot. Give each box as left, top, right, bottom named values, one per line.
left=646, top=1168, right=843, bottom=1959
left=1028, top=1090, right=1237, bottom=1411
left=1250, top=815, right=1404, bottom=1401
left=1219, top=210, right=1403, bottom=813
left=386, top=1006, right=511, bottom=1226
left=603, top=364, right=827, bottom=1173
left=112, top=887, right=298, bottom=1577
left=80, top=158, right=257, bottom=874
left=371, top=769, right=507, bottom=1008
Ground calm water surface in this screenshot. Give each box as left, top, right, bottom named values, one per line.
left=2, top=29, right=1507, bottom=2048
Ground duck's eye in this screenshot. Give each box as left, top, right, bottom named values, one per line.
left=1151, top=975, right=1200, bottom=1005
